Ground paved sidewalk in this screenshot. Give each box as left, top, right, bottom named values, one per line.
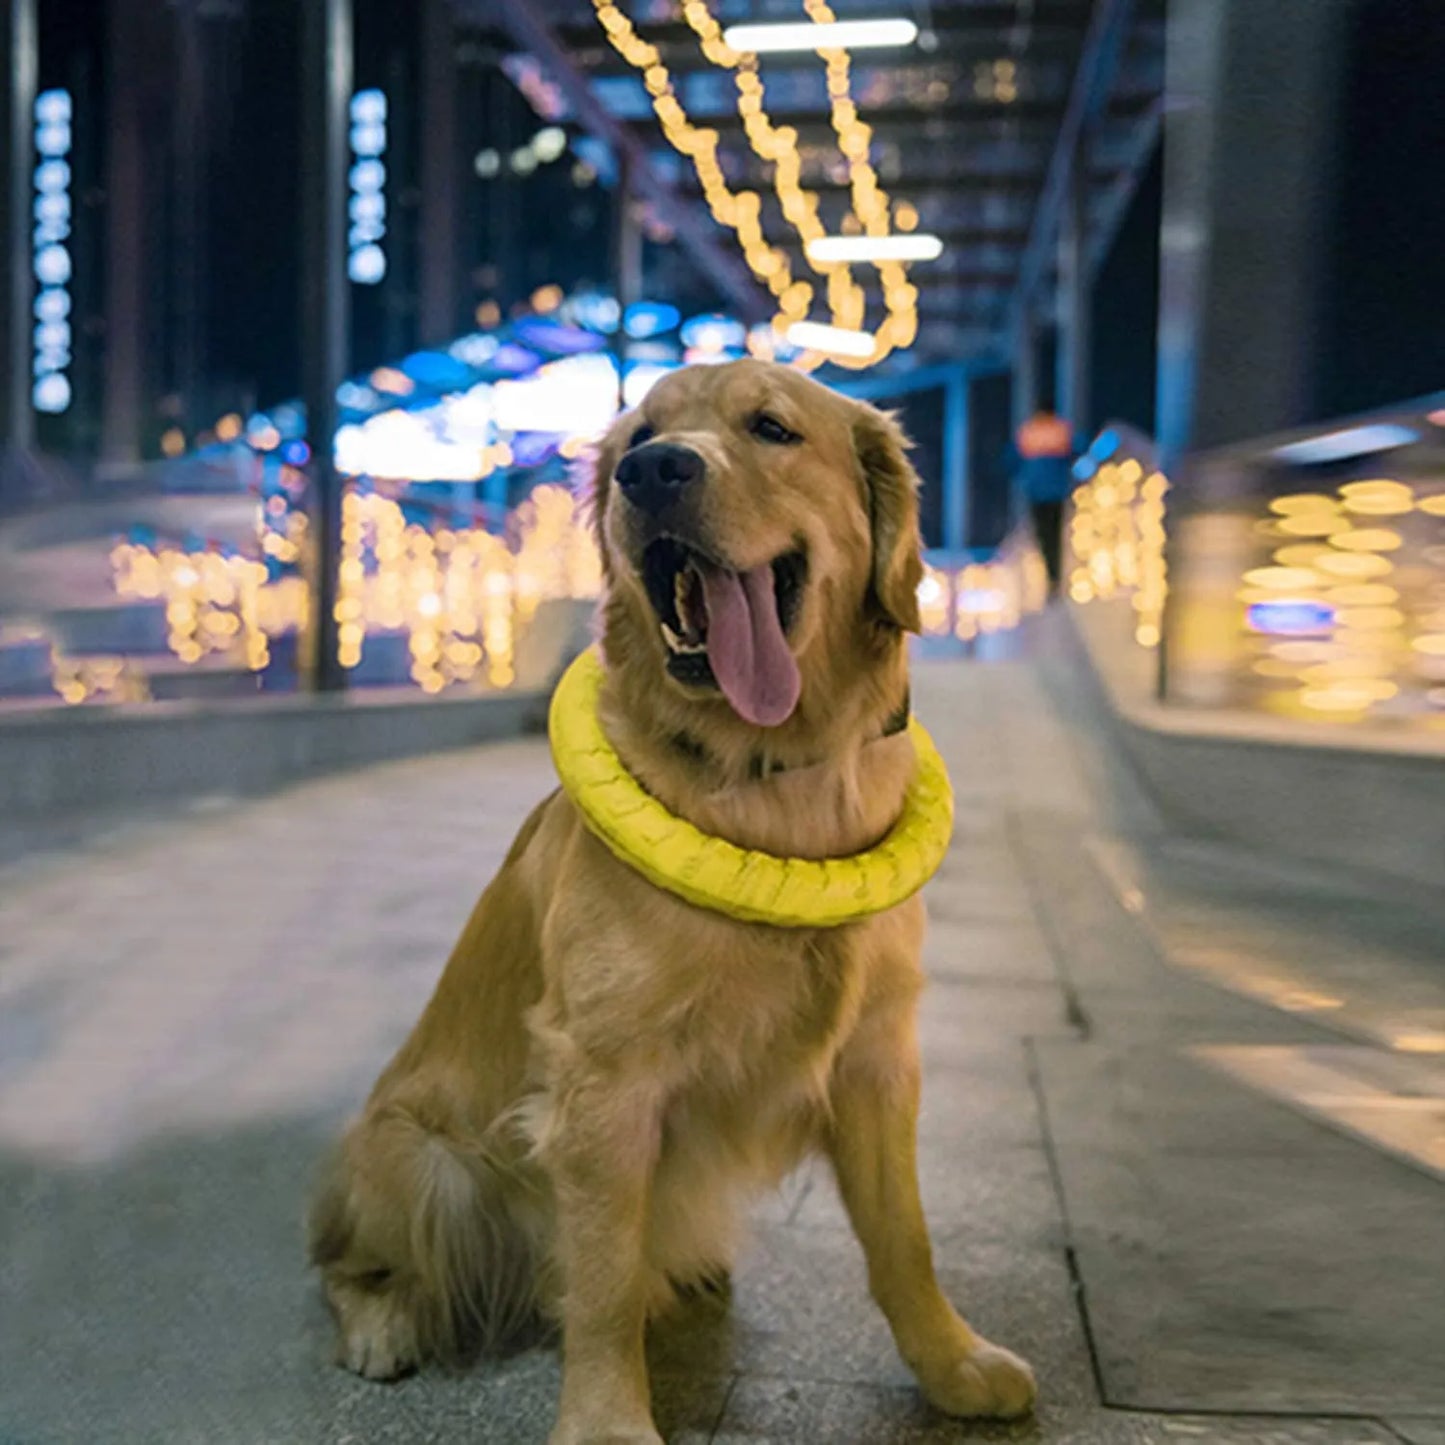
left=1, top=639, right=1440, bottom=1444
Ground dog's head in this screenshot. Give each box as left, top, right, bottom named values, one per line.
left=591, top=358, right=922, bottom=734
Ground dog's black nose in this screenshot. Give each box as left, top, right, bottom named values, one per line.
left=614, top=442, right=704, bottom=515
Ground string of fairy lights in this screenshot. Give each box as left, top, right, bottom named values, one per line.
left=799, top=0, right=918, bottom=362
left=590, top=0, right=923, bottom=369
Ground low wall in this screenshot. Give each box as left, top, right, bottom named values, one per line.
left=0, top=598, right=592, bottom=839
left=1065, top=600, right=1445, bottom=897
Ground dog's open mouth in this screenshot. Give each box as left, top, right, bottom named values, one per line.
left=641, top=538, right=807, bottom=728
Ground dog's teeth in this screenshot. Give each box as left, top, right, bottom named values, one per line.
left=660, top=622, right=705, bottom=656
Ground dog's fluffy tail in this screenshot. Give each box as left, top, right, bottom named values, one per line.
left=309, top=1103, right=546, bottom=1366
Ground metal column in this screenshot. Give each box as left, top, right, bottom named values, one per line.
left=610, top=152, right=642, bottom=408
left=1, top=0, right=35, bottom=453
left=300, top=0, right=352, bottom=692
left=1156, top=0, right=1350, bottom=471
left=418, top=0, right=459, bottom=347
left=1010, top=312, right=1037, bottom=431
left=942, top=366, right=969, bottom=551
left=100, top=0, right=147, bottom=470
left=1055, top=138, right=1091, bottom=435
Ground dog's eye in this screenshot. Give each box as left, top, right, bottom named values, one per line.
left=749, top=413, right=802, bottom=446
left=627, top=424, right=655, bottom=452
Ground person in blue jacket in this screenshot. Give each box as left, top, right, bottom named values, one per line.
left=1011, top=407, right=1075, bottom=592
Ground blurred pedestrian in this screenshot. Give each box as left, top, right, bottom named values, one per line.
left=1011, top=407, right=1075, bottom=593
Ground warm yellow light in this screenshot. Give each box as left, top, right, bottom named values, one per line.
left=1323, top=583, right=1398, bottom=606
left=1392, top=1031, right=1445, bottom=1053
left=1272, top=544, right=1331, bottom=568
left=160, top=427, right=186, bottom=459
left=1314, top=552, right=1393, bottom=578
left=1328, top=527, right=1403, bottom=552
left=1335, top=606, right=1405, bottom=631
left=1299, top=685, right=1376, bottom=712
left=1268, top=641, right=1335, bottom=662
left=1275, top=515, right=1341, bottom=537
left=1269, top=493, right=1339, bottom=515
left=1241, top=566, right=1320, bottom=590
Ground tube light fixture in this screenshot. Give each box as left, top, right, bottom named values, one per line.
left=785, top=321, right=876, bottom=359
left=722, top=18, right=918, bottom=53
left=805, top=233, right=944, bottom=264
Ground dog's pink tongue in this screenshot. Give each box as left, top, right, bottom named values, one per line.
left=698, top=562, right=801, bottom=727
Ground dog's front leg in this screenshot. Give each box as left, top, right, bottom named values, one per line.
left=541, top=1067, right=665, bottom=1445
left=826, top=1007, right=1037, bottom=1420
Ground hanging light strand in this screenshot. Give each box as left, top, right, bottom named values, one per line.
left=677, top=0, right=866, bottom=356
left=798, top=0, right=918, bottom=367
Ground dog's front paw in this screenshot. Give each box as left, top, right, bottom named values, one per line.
left=331, top=1289, right=420, bottom=1382
left=917, top=1338, right=1037, bottom=1420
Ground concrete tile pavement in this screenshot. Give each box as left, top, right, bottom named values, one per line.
left=0, top=654, right=1431, bottom=1443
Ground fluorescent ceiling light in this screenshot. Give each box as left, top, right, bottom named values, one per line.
left=805, top=233, right=944, bottom=264
left=786, top=320, right=876, bottom=359
left=722, top=18, right=918, bottom=53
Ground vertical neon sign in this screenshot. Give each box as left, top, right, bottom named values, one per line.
left=32, top=89, right=73, bottom=414
left=348, top=89, right=386, bottom=284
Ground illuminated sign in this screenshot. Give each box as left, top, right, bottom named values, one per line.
left=32, top=89, right=72, bottom=414
left=348, top=90, right=386, bottom=284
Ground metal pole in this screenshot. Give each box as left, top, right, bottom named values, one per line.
left=1, top=0, right=35, bottom=452
left=418, top=0, right=458, bottom=346
left=942, top=365, right=969, bottom=551
left=611, top=150, right=642, bottom=406
left=173, top=4, right=204, bottom=435
left=1011, top=310, right=1037, bottom=430
left=101, top=0, right=146, bottom=470
left=1055, top=133, right=1091, bottom=435
left=300, top=0, right=351, bottom=692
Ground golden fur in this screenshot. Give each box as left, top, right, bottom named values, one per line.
left=309, top=359, right=1036, bottom=1442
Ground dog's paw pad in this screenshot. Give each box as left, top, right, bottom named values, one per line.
left=921, top=1339, right=1037, bottom=1420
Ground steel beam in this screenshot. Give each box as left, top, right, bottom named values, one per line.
left=488, top=0, right=767, bottom=322
left=1013, top=0, right=1136, bottom=321
left=1087, top=98, right=1162, bottom=278
left=624, top=95, right=1156, bottom=144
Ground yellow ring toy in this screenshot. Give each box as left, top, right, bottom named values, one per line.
left=548, top=647, right=954, bottom=928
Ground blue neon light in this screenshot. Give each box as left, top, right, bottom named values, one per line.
left=624, top=301, right=681, bottom=339
left=1090, top=428, right=1119, bottom=461
left=1246, top=600, right=1335, bottom=636
left=680, top=313, right=745, bottom=351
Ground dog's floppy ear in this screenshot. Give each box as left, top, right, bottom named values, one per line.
left=853, top=403, right=923, bottom=633
left=585, top=420, right=631, bottom=580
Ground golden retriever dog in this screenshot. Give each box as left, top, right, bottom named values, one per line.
left=309, top=358, right=1037, bottom=1442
